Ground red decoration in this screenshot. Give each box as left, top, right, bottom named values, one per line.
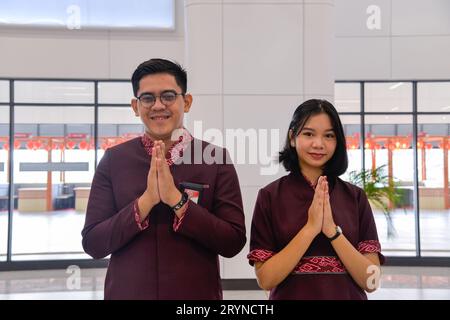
left=79, top=140, right=88, bottom=150
left=26, top=140, right=34, bottom=150
left=66, top=141, right=75, bottom=149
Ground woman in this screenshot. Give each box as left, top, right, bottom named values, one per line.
left=247, top=99, right=385, bottom=300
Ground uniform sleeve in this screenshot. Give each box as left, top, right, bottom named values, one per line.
left=357, top=188, right=386, bottom=265
left=247, top=188, right=278, bottom=266
left=174, top=160, right=246, bottom=258
left=81, top=150, right=145, bottom=259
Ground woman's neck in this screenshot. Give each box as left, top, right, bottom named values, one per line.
left=300, top=168, right=323, bottom=187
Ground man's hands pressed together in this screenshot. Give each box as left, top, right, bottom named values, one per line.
left=137, top=140, right=185, bottom=222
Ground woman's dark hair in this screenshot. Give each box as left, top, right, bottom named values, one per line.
left=279, top=99, right=348, bottom=178
left=131, top=58, right=187, bottom=97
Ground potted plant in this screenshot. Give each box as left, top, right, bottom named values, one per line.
left=348, top=164, right=404, bottom=239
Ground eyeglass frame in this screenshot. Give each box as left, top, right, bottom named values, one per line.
left=136, top=90, right=185, bottom=108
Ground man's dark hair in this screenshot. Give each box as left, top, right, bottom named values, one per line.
left=131, top=58, right=187, bottom=97
left=279, top=99, right=348, bottom=178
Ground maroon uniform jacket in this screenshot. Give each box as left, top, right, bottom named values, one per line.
left=82, top=136, right=246, bottom=300
left=248, top=171, right=385, bottom=300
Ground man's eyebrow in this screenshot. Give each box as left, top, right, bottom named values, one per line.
left=138, top=92, right=154, bottom=96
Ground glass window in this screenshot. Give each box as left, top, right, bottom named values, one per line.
left=0, top=106, right=8, bottom=261
left=0, top=0, right=175, bottom=30
left=98, top=82, right=133, bottom=104
left=364, top=115, right=415, bottom=257
left=12, top=105, right=94, bottom=261
left=14, top=81, right=94, bottom=104
left=334, top=83, right=360, bottom=112
left=340, top=115, right=361, bottom=182
left=418, top=82, right=450, bottom=112
left=418, top=115, right=450, bottom=257
left=365, top=82, right=412, bottom=113
left=0, top=81, right=9, bottom=103
left=98, top=106, right=143, bottom=163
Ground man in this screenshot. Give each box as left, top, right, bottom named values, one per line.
left=82, top=58, right=246, bottom=299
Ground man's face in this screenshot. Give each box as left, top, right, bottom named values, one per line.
left=131, top=73, right=192, bottom=142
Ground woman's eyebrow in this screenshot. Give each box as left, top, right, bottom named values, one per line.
left=302, top=127, right=334, bottom=132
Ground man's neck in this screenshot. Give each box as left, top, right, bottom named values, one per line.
left=144, top=132, right=178, bottom=149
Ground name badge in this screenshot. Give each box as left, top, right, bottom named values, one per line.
left=179, top=182, right=209, bottom=205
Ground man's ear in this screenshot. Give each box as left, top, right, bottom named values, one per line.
left=183, top=94, right=193, bottom=113
left=131, top=98, right=139, bottom=116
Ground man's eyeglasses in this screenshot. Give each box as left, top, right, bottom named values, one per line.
left=136, top=90, right=184, bottom=108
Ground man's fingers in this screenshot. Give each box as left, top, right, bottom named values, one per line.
left=150, top=147, right=157, bottom=168
left=156, top=158, right=164, bottom=178
left=161, top=142, right=166, bottom=157
left=160, top=142, right=169, bottom=170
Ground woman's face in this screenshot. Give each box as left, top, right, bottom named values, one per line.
left=290, top=113, right=337, bottom=172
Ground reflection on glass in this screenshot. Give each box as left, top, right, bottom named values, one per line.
left=14, top=81, right=94, bottom=104
left=364, top=115, right=415, bottom=256
left=365, top=82, right=412, bottom=113
left=418, top=115, right=450, bottom=257
left=0, top=0, right=175, bottom=29
left=340, top=115, right=361, bottom=182
left=12, top=106, right=94, bottom=260
left=335, top=83, right=360, bottom=112
left=0, top=106, right=8, bottom=261
left=418, top=82, right=450, bottom=112
left=98, top=82, right=133, bottom=104
left=98, top=106, right=144, bottom=164
left=0, top=81, right=9, bottom=103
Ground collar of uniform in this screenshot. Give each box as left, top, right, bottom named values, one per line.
left=141, top=127, right=193, bottom=166
left=301, top=173, right=317, bottom=189
left=291, top=170, right=337, bottom=193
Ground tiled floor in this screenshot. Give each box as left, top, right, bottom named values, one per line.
left=0, top=266, right=449, bottom=300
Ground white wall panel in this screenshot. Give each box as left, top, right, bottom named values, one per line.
left=223, top=4, right=303, bottom=95
left=335, top=37, right=391, bottom=80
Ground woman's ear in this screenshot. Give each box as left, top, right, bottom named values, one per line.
left=289, top=129, right=295, bottom=147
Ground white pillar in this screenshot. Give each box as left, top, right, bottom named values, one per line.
left=184, top=0, right=335, bottom=279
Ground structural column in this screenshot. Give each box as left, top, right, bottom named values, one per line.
left=184, top=0, right=335, bottom=279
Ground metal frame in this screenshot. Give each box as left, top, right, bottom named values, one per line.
left=0, top=78, right=449, bottom=270
left=337, top=79, right=450, bottom=265
left=1, top=78, right=131, bottom=266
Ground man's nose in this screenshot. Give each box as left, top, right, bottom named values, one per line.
left=151, top=98, right=166, bottom=110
